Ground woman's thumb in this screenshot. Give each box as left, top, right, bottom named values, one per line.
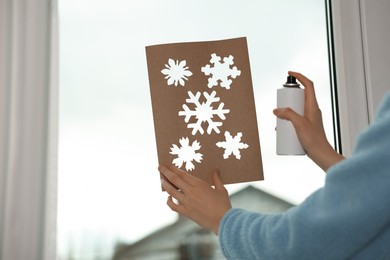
left=212, top=169, right=225, bottom=191
left=273, top=107, right=303, bottom=128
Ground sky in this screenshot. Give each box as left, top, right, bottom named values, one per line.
left=58, top=1, right=333, bottom=259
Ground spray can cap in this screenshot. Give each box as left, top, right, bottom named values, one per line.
left=283, top=75, right=300, bottom=88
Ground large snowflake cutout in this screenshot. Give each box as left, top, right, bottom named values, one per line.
left=216, top=131, right=249, bottom=159
left=161, top=58, right=193, bottom=86
left=201, top=53, right=241, bottom=89
left=179, top=90, right=230, bottom=135
left=170, top=137, right=203, bottom=171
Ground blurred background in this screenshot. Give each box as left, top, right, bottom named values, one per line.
left=58, top=0, right=334, bottom=259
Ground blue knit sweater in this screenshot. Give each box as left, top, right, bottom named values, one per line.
left=219, top=92, right=390, bottom=260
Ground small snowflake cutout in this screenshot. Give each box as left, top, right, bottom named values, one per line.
left=179, top=91, right=230, bottom=135
left=201, top=53, right=241, bottom=89
left=170, top=137, right=203, bottom=171
left=216, top=131, right=249, bottom=159
left=161, top=58, right=193, bottom=86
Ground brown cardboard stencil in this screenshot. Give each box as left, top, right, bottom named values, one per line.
left=146, top=37, right=263, bottom=186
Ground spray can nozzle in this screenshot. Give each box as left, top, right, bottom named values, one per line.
left=283, top=75, right=300, bottom=88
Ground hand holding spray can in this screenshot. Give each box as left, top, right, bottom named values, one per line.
left=276, top=75, right=305, bottom=155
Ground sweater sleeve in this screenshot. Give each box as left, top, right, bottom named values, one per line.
left=218, top=91, right=390, bottom=260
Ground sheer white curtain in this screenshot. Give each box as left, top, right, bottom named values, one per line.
left=0, top=0, right=58, bottom=259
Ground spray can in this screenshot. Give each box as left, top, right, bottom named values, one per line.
left=276, top=75, right=305, bottom=155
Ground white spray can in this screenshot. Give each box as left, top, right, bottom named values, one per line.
left=276, top=75, right=305, bottom=155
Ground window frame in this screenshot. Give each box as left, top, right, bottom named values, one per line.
left=329, top=0, right=390, bottom=156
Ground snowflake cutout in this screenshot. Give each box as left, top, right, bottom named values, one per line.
left=170, top=137, right=203, bottom=171
left=179, top=90, right=230, bottom=135
left=161, top=58, right=193, bottom=86
left=201, top=53, right=241, bottom=89
left=216, top=131, right=249, bottom=159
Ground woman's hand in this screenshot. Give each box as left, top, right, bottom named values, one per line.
left=159, top=165, right=232, bottom=235
left=273, top=71, right=345, bottom=171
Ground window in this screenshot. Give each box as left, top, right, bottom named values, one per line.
left=58, top=1, right=335, bottom=259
